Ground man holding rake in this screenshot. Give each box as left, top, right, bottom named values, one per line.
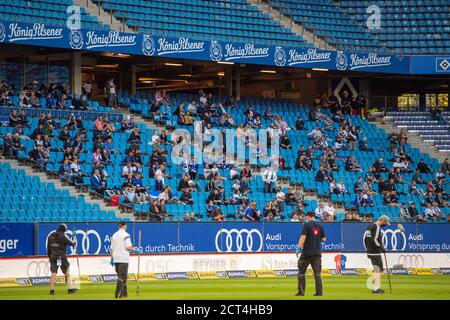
left=364, top=215, right=402, bottom=294
left=110, top=221, right=142, bottom=299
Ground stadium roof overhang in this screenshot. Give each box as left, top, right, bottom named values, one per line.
left=2, top=40, right=449, bottom=93
left=0, top=19, right=448, bottom=77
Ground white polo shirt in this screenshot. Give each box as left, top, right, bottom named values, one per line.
left=111, top=229, right=133, bottom=264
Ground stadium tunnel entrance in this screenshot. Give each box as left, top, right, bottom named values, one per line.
left=0, top=43, right=448, bottom=110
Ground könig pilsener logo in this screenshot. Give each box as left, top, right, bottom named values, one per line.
left=210, top=41, right=223, bottom=61
left=69, top=29, right=84, bottom=50
left=142, top=35, right=155, bottom=56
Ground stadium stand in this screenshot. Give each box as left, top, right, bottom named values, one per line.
left=0, top=1, right=449, bottom=226
left=1, top=77, right=449, bottom=224
left=93, top=0, right=310, bottom=47
left=337, top=0, right=450, bottom=54
left=0, top=0, right=448, bottom=54
left=0, top=162, right=119, bottom=222
left=0, top=0, right=110, bottom=31
left=390, top=110, right=450, bottom=153
left=95, top=89, right=450, bottom=223
left=267, top=0, right=388, bottom=53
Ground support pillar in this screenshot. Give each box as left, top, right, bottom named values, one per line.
left=225, top=66, right=233, bottom=97
left=131, top=65, right=137, bottom=95
left=71, top=52, right=82, bottom=95
left=234, top=68, right=240, bottom=101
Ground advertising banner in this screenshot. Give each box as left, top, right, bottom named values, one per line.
left=0, top=20, right=415, bottom=74
left=1, top=253, right=449, bottom=284
left=410, top=56, right=450, bottom=74
left=0, top=223, right=34, bottom=257
left=1, top=222, right=448, bottom=257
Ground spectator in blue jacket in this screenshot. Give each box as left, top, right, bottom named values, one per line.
left=90, top=169, right=106, bottom=196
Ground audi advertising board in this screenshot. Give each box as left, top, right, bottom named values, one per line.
left=0, top=222, right=448, bottom=257
left=342, top=223, right=450, bottom=252
left=0, top=223, right=34, bottom=257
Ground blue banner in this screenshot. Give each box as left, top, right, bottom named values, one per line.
left=2, top=222, right=449, bottom=257
left=410, top=56, right=450, bottom=74
left=0, top=20, right=416, bottom=74
left=0, top=223, right=34, bottom=257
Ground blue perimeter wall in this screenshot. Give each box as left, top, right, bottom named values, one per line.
left=1, top=222, right=449, bottom=257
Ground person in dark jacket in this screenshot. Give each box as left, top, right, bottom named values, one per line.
left=363, top=215, right=389, bottom=294
left=416, top=159, right=431, bottom=173
left=47, top=223, right=77, bottom=296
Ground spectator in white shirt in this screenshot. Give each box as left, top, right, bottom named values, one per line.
left=315, top=203, right=324, bottom=220
left=230, top=167, right=240, bottom=180
left=323, top=201, right=336, bottom=221
left=232, top=180, right=241, bottom=191
left=148, top=131, right=161, bottom=146
left=262, top=167, right=277, bottom=193
left=424, top=203, right=435, bottom=221
left=431, top=202, right=445, bottom=220
left=337, top=180, right=347, bottom=194
left=400, top=203, right=413, bottom=220
left=187, top=100, right=197, bottom=114
left=330, top=179, right=339, bottom=194
left=154, top=165, right=168, bottom=191
left=210, top=164, right=220, bottom=177
left=123, top=186, right=137, bottom=203
left=307, top=126, right=322, bottom=140
left=276, top=187, right=285, bottom=212
left=122, top=163, right=136, bottom=177
left=199, top=92, right=207, bottom=106
left=69, top=157, right=83, bottom=183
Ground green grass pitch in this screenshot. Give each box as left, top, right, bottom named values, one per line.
left=0, top=276, right=449, bottom=300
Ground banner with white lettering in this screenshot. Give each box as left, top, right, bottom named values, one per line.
left=0, top=20, right=416, bottom=74
left=0, top=222, right=446, bottom=257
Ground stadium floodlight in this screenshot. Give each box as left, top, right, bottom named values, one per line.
left=165, top=62, right=183, bottom=67
left=260, top=70, right=276, bottom=74
left=95, top=64, right=119, bottom=68
left=312, top=68, right=329, bottom=72
left=217, top=72, right=225, bottom=76
left=217, top=61, right=234, bottom=65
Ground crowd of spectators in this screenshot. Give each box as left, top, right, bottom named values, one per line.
left=1, top=81, right=449, bottom=223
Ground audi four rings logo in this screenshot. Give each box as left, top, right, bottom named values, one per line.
left=398, top=254, right=424, bottom=268
left=362, top=228, right=407, bottom=251
left=215, top=228, right=263, bottom=252
left=27, top=261, right=50, bottom=277
left=382, top=229, right=407, bottom=251
left=45, top=230, right=102, bottom=255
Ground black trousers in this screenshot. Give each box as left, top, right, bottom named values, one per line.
left=114, top=263, right=129, bottom=298
left=297, top=254, right=323, bottom=295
